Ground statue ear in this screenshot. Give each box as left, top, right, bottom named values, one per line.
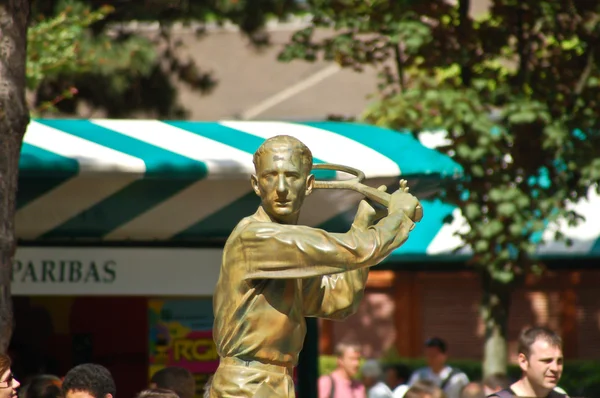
left=251, top=174, right=261, bottom=196
left=305, top=174, right=315, bottom=196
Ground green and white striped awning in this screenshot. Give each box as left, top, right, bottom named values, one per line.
left=383, top=186, right=600, bottom=262
left=17, top=120, right=600, bottom=260
left=17, top=119, right=460, bottom=243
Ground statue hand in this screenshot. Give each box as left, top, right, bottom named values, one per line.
left=389, top=179, right=423, bottom=222
left=353, top=185, right=388, bottom=230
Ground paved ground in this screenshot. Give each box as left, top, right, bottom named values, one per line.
left=166, top=28, right=382, bottom=121
left=89, top=0, right=492, bottom=121
left=170, top=0, right=491, bottom=121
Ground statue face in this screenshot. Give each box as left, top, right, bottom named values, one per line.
left=251, top=147, right=314, bottom=224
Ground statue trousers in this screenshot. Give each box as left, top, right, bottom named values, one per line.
left=209, top=357, right=295, bottom=398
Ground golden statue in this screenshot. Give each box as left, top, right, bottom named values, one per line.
left=209, top=135, right=423, bottom=397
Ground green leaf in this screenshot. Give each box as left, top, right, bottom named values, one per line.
left=489, top=188, right=505, bottom=202
left=498, top=202, right=517, bottom=217
left=480, top=220, right=503, bottom=238
left=497, top=249, right=511, bottom=262
left=465, top=203, right=482, bottom=219
left=515, top=195, right=530, bottom=208
left=456, top=143, right=473, bottom=159
left=492, top=268, right=515, bottom=284
left=509, top=223, right=523, bottom=236
left=508, top=111, right=537, bottom=124
left=471, top=165, right=485, bottom=177
left=474, top=240, right=489, bottom=252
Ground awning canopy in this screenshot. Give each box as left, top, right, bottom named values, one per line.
left=385, top=187, right=600, bottom=262
left=20, top=119, right=461, bottom=179
left=17, top=119, right=460, bottom=242
left=17, top=119, right=600, bottom=261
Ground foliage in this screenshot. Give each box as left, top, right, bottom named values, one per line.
left=318, top=355, right=600, bottom=397
left=280, top=0, right=600, bottom=275
left=29, top=0, right=303, bottom=117
left=27, top=2, right=153, bottom=89
left=281, top=0, right=600, bottom=373
left=28, top=0, right=157, bottom=115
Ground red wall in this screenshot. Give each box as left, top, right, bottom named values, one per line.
left=70, top=297, right=148, bottom=398
left=12, top=296, right=148, bottom=398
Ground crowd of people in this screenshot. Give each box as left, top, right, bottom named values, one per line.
left=318, top=327, right=569, bottom=398
left=0, top=358, right=209, bottom=398
left=0, top=326, right=568, bottom=398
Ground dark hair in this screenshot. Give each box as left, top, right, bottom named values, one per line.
left=150, top=367, right=195, bottom=398
left=483, top=373, right=511, bottom=390
left=425, top=337, right=447, bottom=353
left=23, top=375, right=62, bottom=398
left=0, top=354, right=10, bottom=375
left=62, top=364, right=116, bottom=398
left=384, top=364, right=411, bottom=383
left=136, top=389, right=179, bottom=398
left=517, top=327, right=562, bottom=358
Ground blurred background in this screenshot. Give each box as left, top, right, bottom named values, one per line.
left=3, top=0, right=600, bottom=397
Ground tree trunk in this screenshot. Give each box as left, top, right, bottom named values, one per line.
left=0, top=0, right=31, bottom=354
left=481, top=271, right=512, bottom=377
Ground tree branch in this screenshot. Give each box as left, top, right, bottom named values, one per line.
left=567, top=48, right=595, bottom=115
left=393, top=44, right=405, bottom=93
left=575, top=49, right=595, bottom=96
left=516, top=4, right=530, bottom=88
left=458, top=0, right=471, bottom=86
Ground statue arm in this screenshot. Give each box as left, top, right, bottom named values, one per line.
left=239, top=202, right=414, bottom=280
left=300, top=268, right=369, bottom=319
left=300, top=201, right=379, bottom=319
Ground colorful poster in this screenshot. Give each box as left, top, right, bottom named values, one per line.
left=149, top=299, right=218, bottom=396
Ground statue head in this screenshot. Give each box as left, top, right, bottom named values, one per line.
left=251, top=135, right=314, bottom=224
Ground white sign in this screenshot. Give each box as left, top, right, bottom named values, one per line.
left=12, top=247, right=223, bottom=296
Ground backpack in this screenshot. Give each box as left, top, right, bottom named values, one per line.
left=328, top=375, right=335, bottom=398
left=413, top=367, right=464, bottom=391
left=440, top=367, right=463, bottom=390
left=488, top=388, right=568, bottom=398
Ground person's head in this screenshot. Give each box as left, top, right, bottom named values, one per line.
left=360, top=360, right=382, bottom=389
left=334, top=343, right=362, bottom=378
left=404, top=380, right=445, bottom=398
left=517, top=327, right=563, bottom=393
left=251, top=135, right=314, bottom=224
left=482, top=373, right=510, bottom=395
left=62, top=364, right=116, bottom=398
left=149, top=367, right=195, bottom=398
left=423, top=337, right=447, bottom=372
left=0, top=354, right=20, bottom=398
left=22, top=375, right=61, bottom=398
left=459, top=382, right=484, bottom=398
left=136, top=389, right=178, bottom=398
left=383, top=364, right=411, bottom=390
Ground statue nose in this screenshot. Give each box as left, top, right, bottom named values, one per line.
left=276, top=176, right=287, bottom=193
